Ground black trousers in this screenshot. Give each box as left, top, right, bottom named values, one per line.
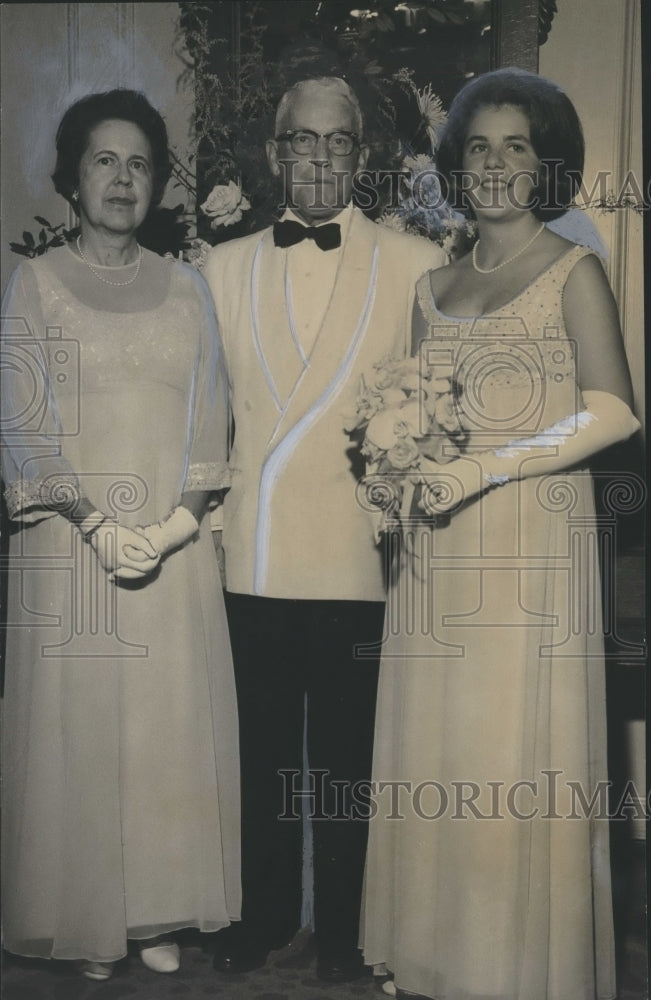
left=224, top=591, right=384, bottom=951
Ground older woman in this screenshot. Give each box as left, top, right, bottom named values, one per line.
left=1, top=90, right=239, bottom=980
left=361, top=69, right=639, bottom=1000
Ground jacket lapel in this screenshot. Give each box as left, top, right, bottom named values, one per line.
left=252, top=230, right=307, bottom=411
left=264, top=209, right=378, bottom=453
left=252, top=210, right=380, bottom=594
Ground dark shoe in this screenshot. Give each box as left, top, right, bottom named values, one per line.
left=213, top=934, right=270, bottom=974
left=316, top=945, right=367, bottom=982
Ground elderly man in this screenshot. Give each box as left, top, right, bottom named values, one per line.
left=204, top=76, right=444, bottom=982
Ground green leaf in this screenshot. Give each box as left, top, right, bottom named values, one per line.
left=34, top=215, right=50, bottom=227
left=39, top=229, right=48, bottom=245
left=9, top=243, right=32, bottom=256
left=23, top=231, right=35, bottom=247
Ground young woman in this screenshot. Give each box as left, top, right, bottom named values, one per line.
left=361, top=68, right=639, bottom=1000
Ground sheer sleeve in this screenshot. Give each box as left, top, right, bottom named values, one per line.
left=181, top=267, right=231, bottom=494
left=1, top=263, right=83, bottom=522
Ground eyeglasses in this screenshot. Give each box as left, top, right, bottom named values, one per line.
left=274, top=129, right=360, bottom=157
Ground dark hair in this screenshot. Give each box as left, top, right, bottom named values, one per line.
left=52, top=89, right=171, bottom=211
left=437, top=68, right=584, bottom=221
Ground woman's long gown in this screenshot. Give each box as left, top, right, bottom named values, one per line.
left=361, top=245, right=616, bottom=1000
left=1, top=246, right=240, bottom=962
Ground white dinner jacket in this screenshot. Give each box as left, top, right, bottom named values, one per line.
left=203, top=207, right=445, bottom=601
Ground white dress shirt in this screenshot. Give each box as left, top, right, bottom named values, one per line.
left=281, top=203, right=354, bottom=359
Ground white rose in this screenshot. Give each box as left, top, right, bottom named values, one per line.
left=200, top=181, right=251, bottom=229
left=366, top=400, right=424, bottom=451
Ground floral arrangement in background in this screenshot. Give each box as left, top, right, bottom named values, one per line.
left=175, top=1, right=282, bottom=248
left=344, top=354, right=469, bottom=531
left=173, top=179, right=252, bottom=269
left=375, top=78, right=475, bottom=256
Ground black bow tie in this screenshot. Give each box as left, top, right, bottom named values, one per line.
left=273, top=219, right=341, bottom=251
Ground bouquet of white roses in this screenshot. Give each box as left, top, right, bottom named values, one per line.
left=344, top=354, right=468, bottom=532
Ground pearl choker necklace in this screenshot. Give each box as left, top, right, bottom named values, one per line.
left=472, top=222, right=545, bottom=274
left=76, top=236, right=142, bottom=286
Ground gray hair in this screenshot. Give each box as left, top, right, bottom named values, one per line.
left=275, top=77, right=363, bottom=138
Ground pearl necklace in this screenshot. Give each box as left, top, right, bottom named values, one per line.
left=76, top=236, right=142, bottom=286
left=472, top=222, right=545, bottom=274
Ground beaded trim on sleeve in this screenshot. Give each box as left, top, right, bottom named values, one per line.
left=3, top=475, right=80, bottom=518
left=4, top=479, right=42, bottom=517
left=185, top=462, right=231, bottom=491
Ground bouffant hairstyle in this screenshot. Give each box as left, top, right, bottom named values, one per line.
left=437, top=68, right=584, bottom=221
left=52, top=89, right=171, bottom=211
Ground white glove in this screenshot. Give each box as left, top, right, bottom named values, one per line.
left=421, top=390, right=640, bottom=513
left=137, top=505, right=199, bottom=557
left=81, top=518, right=161, bottom=578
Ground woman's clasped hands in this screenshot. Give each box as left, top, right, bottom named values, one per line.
left=89, top=521, right=161, bottom=581
left=118, top=506, right=200, bottom=580
left=83, top=506, right=199, bottom=581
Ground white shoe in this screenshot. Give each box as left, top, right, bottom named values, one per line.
left=382, top=981, right=398, bottom=997
left=78, top=960, right=115, bottom=981
left=139, top=938, right=181, bottom=973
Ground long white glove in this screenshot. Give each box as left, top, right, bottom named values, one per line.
left=136, top=505, right=199, bottom=557
left=421, top=390, right=640, bottom=513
